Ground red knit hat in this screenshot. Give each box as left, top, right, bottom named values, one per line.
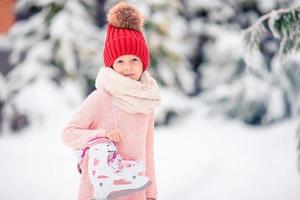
left=103, top=2, right=149, bottom=71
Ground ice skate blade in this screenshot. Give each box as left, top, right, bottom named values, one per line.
left=107, top=180, right=152, bottom=200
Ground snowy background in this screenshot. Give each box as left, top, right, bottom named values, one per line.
left=0, top=0, right=300, bottom=200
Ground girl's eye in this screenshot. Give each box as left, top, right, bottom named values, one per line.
left=132, top=58, right=139, bottom=62
left=116, top=60, right=123, bottom=64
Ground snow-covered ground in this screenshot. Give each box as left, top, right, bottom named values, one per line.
left=0, top=99, right=299, bottom=200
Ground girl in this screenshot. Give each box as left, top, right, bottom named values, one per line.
left=61, top=2, right=161, bottom=200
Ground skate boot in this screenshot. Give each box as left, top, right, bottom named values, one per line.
left=87, top=137, right=151, bottom=200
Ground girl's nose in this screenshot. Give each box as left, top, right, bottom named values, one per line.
left=123, top=62, right=131, bottom=71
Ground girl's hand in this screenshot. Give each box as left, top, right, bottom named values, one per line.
left=105, top=129, right=122, bottom=142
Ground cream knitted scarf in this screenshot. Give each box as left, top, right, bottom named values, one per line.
left=95, top=67, right=161, bottom=114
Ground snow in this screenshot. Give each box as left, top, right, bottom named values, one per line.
left=268, top=10, right=281, bottom=39
left=0, top=93, right=299, bottom=200
left=258, top=0, right=277, bottom=13
left=0, top=73, right=7, bottom=100
left=9, top=11, right=47, bottom=65
left=48, top=1, right=104, bottom=76
left=186, top=0, right=223, bottom=11
left=156, top=106, right=300, bottom=200
left=263, top=87, right=286, bottom=123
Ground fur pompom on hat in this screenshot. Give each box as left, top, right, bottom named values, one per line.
left=103, top=1, right=150, bottom=71
left=107, top=1, right=143, bottom=31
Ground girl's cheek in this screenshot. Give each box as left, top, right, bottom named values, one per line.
left=113, top=65, right=122, bottom=72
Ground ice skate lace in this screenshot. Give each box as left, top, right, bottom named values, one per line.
left=108, top=153, right=133, bottom=173
left=108, top=99, right=135, bottom=173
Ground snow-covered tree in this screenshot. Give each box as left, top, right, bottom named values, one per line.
left=243, top=6, right=300, bottom=59
left=189, top=0, right=300, bottom=125
left=145, top=1, right=197, bottom=95
left=242, top=5, right=300, bottom=173
left=1, top=0, right=105, bottom=133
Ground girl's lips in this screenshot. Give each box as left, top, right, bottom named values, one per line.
left=124, top=74, right=135, bottom=76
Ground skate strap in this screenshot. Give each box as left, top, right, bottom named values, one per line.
left=88, top=137, right=110, bottom=145
left=78, top=137, right=116, bottom=165
left=88, top=137, right=117, bottom=152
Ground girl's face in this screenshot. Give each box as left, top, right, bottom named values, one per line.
left=112, top=55, right=143, bottom=81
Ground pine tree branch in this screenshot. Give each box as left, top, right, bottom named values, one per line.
left=244, top=7, right=294, bottom=34
left=242, top=5, right=300, bottom=67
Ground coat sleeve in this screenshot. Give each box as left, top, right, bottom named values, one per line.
left=145, top=111, right=158, bottom=199
left=61, top=89, right=109, bottom=149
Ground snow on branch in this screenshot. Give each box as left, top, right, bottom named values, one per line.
left=242, top=6, right=300, bottom=60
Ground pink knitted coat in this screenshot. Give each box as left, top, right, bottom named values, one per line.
left=61, top=86, right=158, bottom=200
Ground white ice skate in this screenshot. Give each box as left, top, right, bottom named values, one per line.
left=87, top=138, right=151, bottom=200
